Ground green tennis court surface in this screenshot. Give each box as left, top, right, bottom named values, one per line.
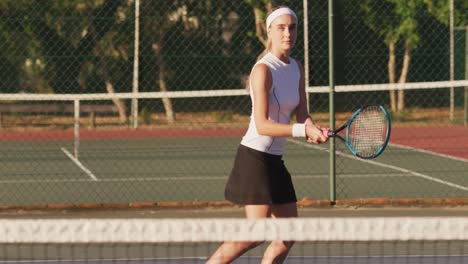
left=0, top=136, right=466, bottom=206
left=2, top=242, right=466, bottom=263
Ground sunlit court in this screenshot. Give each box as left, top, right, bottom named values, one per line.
left=0, top=0, right=467, bottom=263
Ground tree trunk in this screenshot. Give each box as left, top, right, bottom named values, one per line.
left=252, top=1, right=273, bottom=48
left=253, top=7, right=268, bottom=47
left=388, top=40, right=397, bottom=112
left=152, top=42, right=175, bottom=123
left=32, top=0, right=123, bottom=93
left=397, top=40, right=411, bottom=112
left=105, top=81, right=127, bottom=123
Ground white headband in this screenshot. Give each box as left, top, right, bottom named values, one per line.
left=266, top=7, right=297, bottom=29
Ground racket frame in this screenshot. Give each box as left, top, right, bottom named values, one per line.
left=327, top=104, right=391, bottom=159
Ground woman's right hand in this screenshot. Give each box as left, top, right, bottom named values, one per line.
left=305, top=120, right=328, bottom=144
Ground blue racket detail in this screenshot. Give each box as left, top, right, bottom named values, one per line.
left=323, top=105, right=391, bottom=159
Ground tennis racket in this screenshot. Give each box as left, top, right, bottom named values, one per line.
left=322, top=104, right=391, bottom=159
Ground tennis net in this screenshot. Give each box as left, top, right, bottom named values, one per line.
left=1, top=217, right=467, bottom=263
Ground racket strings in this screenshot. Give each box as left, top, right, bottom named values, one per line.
left=348, top=106, right=388, bottom=158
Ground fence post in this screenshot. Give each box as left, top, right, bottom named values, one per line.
left=131, top=0, right=140, bottom=128
left=328, top=0, right=336, bottom=204
left=449, top=0, right=454, bottom=121
left=465, top=26, right=468, bottom=126
left=303, top=0, right=310, bottom=112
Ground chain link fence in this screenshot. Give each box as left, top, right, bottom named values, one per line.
left=0, top=0, right=467, bottom=207
left=327, top=0, right=468, bottom=200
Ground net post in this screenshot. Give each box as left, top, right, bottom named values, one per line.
left=74, top=99, right=80, bottom=159
left=328, top=0, right=336, bottom=203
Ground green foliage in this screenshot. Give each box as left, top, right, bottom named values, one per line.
left=0, top=0, right=128, bottom=93
left=424, top=0, right=468, bottom=26
left=389, top=109, right=411, bottom=122
left=0, top=0, right=309, bottom=95
left=211, top=111, right=234, bottom=123
left=361, top=0, right=422, bottom=48
left=139, top=107, right=152, bottom=125
left=0, top=0, right=460, bottom=98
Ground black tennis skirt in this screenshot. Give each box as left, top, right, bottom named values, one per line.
left=225, top=144, right=297, bottom=205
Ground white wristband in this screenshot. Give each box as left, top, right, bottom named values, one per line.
left=292, top=123, right=306, bottom=137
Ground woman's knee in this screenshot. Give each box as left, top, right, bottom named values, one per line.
left=242, top=240, right=264, bottom=250
left=271, top=240, right=295, bottom=250
left=283, top=240, right=295, bottom=249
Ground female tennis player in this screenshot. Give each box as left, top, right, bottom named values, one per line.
left=207, top=6, right=327, bottom=264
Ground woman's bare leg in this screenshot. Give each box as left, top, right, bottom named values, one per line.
left=206, top=205, right=271, bottom=264
left=261, top=202, right=298, bottom=264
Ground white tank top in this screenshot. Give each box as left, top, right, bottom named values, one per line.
left=241, top=52, right=301, bottom=155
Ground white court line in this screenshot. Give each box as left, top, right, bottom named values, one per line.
left=389, top=142, right=468, bottom=163
left=289, top=139, right=468, bottom=193
left=0, top=176, right=225, bottom=184
left=61, top=147, right=98, bottom=181
left=295, top=173, right=411, bottom=179
left=0, top=173, right=412, bottom=184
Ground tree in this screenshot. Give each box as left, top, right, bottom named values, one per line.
left=362, top=0, right=423, bottom=112
left=91, top=1, right=135, bottom=123
left=423, top=0, right=468, bottom=26
left=423, top=0, right=468, bottom=119
left=0, top=1, right=32, bottom=92
left=30, top=0, right=123, bottom=94
left=244, top=0, right=274, bottom=49
left=140, top=0, right=256, bottom=122
left=0, top=0, right=129, bottom=121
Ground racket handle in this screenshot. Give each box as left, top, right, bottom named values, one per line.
left=322, top=128, right=330, bottom=138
